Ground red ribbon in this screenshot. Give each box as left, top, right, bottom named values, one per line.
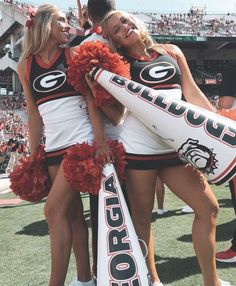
left=25, top=11, right=36, bottom=28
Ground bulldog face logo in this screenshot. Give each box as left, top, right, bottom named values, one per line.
left=178, top=138, right=218, bottom=175
left=140, top=62, right=176, bottom=84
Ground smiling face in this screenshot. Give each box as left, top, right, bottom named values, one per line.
left=105, top=12, right=141, bottom=49
left=51, top=11, right=70, bottom=44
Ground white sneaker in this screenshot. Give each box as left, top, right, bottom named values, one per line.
left=69, top=278, right=78, bottom=286
left=152, top=282, right=164, bottom=286
left=69, top=278, right=96, bottom=286
left=220, top=279, right=231, bottom=286
left=181, top=205, right=194, bottom=213
left=157, top=209, right=168, bottom=215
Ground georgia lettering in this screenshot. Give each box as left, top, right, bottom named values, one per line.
left=110, top=75, right=236, bottom=147
left=104, top=175, right=141, bottom=286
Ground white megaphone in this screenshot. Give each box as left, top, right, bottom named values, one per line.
left=90, top=67, right=236, bottom=185
left=97, top=164, right=151, bottom=286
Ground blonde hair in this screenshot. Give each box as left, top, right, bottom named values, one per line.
left=20, top=4, right=60, bottom=61
left=101, top=10, right=164, bottom=55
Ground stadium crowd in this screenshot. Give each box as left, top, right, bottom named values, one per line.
left=0, top=96, right=28, bottom=172
left=144, top=9, right=236, bottom=37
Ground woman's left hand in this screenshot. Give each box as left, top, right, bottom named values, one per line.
left=95, top=141, right=114, bottom=165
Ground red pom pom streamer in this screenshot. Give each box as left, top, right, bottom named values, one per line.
left=63, top=143, right=104, bottom=195
left=9, top=145, right=51, bottom=202
left=63, top=140, right=127, bottom=195
left=67, top=41, right=130, bottom=106
left=218, top=108, right=236, bottom=121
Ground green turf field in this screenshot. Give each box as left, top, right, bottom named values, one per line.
left=0, top=185, right=235, bottom=286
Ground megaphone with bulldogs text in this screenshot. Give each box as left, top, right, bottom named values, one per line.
left=90, top=67, right=236, bottom=185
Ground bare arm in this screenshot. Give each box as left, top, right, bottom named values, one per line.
left=17, top=60, right=44, bottom=155
left=165, top=44, right=215, bottom=112
left=85, top=74, right=127, bottom=125
left=86, top=92, right=113, bottom=162
left=77, top=0, right=91, bottom=32
left=77, top=0, right=82, bottom=19
left=218, top=96, right=235, bottom=110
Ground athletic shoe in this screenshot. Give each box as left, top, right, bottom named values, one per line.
left=181, top=205, right=194, bottom=213
left=152, top=282, right=164, bottom=286
left=216, top=248, right=236, bottom=263
left=157, top=209, right=168, bottom=215
left=69, top=277, right=96, bottom=286
left=219, top=279, right=232, bottom=286
left=69, top=278, right=78, bottom=286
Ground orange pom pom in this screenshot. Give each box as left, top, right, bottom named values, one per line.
left=67, top=41, right=130, bottom=106
left=218, top=108, right=236, bottom=121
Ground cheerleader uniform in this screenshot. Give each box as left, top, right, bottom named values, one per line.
left=27, top=47, right=94, bottom=165
left=82, top=29, right=123, bottom=141
left=120, top=51, right=185, bottom=169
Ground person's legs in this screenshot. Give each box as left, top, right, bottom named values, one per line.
left=45, top=163, right=91, bottom=286
left=125, top=168, right=162, bottom=284
left=155, top=176, right=168, bottom=215
left=160, top=164, right=220, bottom=286
left=216, top=177, right=236, bottom=262
left=89, top=194, right=98, bottom=277
left=226, top=177, right=236, bottom=252
left=69, top=195, right=92, bottom=282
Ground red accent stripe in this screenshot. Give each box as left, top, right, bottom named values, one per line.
left=95, top=68, right=103, bottom=83
left=35, top=48, right=63, bottom=68
left=126, top=153, right=179, bottom=161
left=36, top=91, right=78, bottom=105
left=46, top=148, right=68, bottom=157
left=152, top=83, right=181, bottom=89
left=65, top=47, right=71, bottom=64
left=211, top=157, right=236, bottom=183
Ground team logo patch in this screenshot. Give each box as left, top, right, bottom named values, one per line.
left=140, top=62, right=176, bottom=84
left=33, top=70, right=66, bottom=93
left=178, top=138, right=218, bottom=175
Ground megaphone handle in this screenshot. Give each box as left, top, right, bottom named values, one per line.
left=138, top=238, right=148, bottom=258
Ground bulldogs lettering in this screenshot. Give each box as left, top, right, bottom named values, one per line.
left=111, top=75, right=236, bottom=147
left=104, top=175, right=141, bottom=286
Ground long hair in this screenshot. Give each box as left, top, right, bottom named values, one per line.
left=101, top=11, right=164, bottom=55
left=20, top=4, right=60, bottom=61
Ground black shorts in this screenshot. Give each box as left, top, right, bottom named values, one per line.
left=125, top=152, right=185, bottom=170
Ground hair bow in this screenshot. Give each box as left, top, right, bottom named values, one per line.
left=25, top=11, right=36, bottom=28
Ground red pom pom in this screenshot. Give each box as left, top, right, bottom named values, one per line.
left=9, top=145, right=51, bottom=202
left=218, top=108, right=236, bottom=121
left=107, top=139, right=127, bottom=183
left=67, top=41, right=130, bottom=106
left=63, top=143, right=104, bottom=195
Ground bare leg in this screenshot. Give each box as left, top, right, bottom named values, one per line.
left=45, top=163, right=91, bottom=286
left=155, top=176, right=165, bottom=210
left=160, top=164, right=220, bottom=286
left=69, top=196, right=91, bottom=281
left=125, top=169, right=161, bottom=283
